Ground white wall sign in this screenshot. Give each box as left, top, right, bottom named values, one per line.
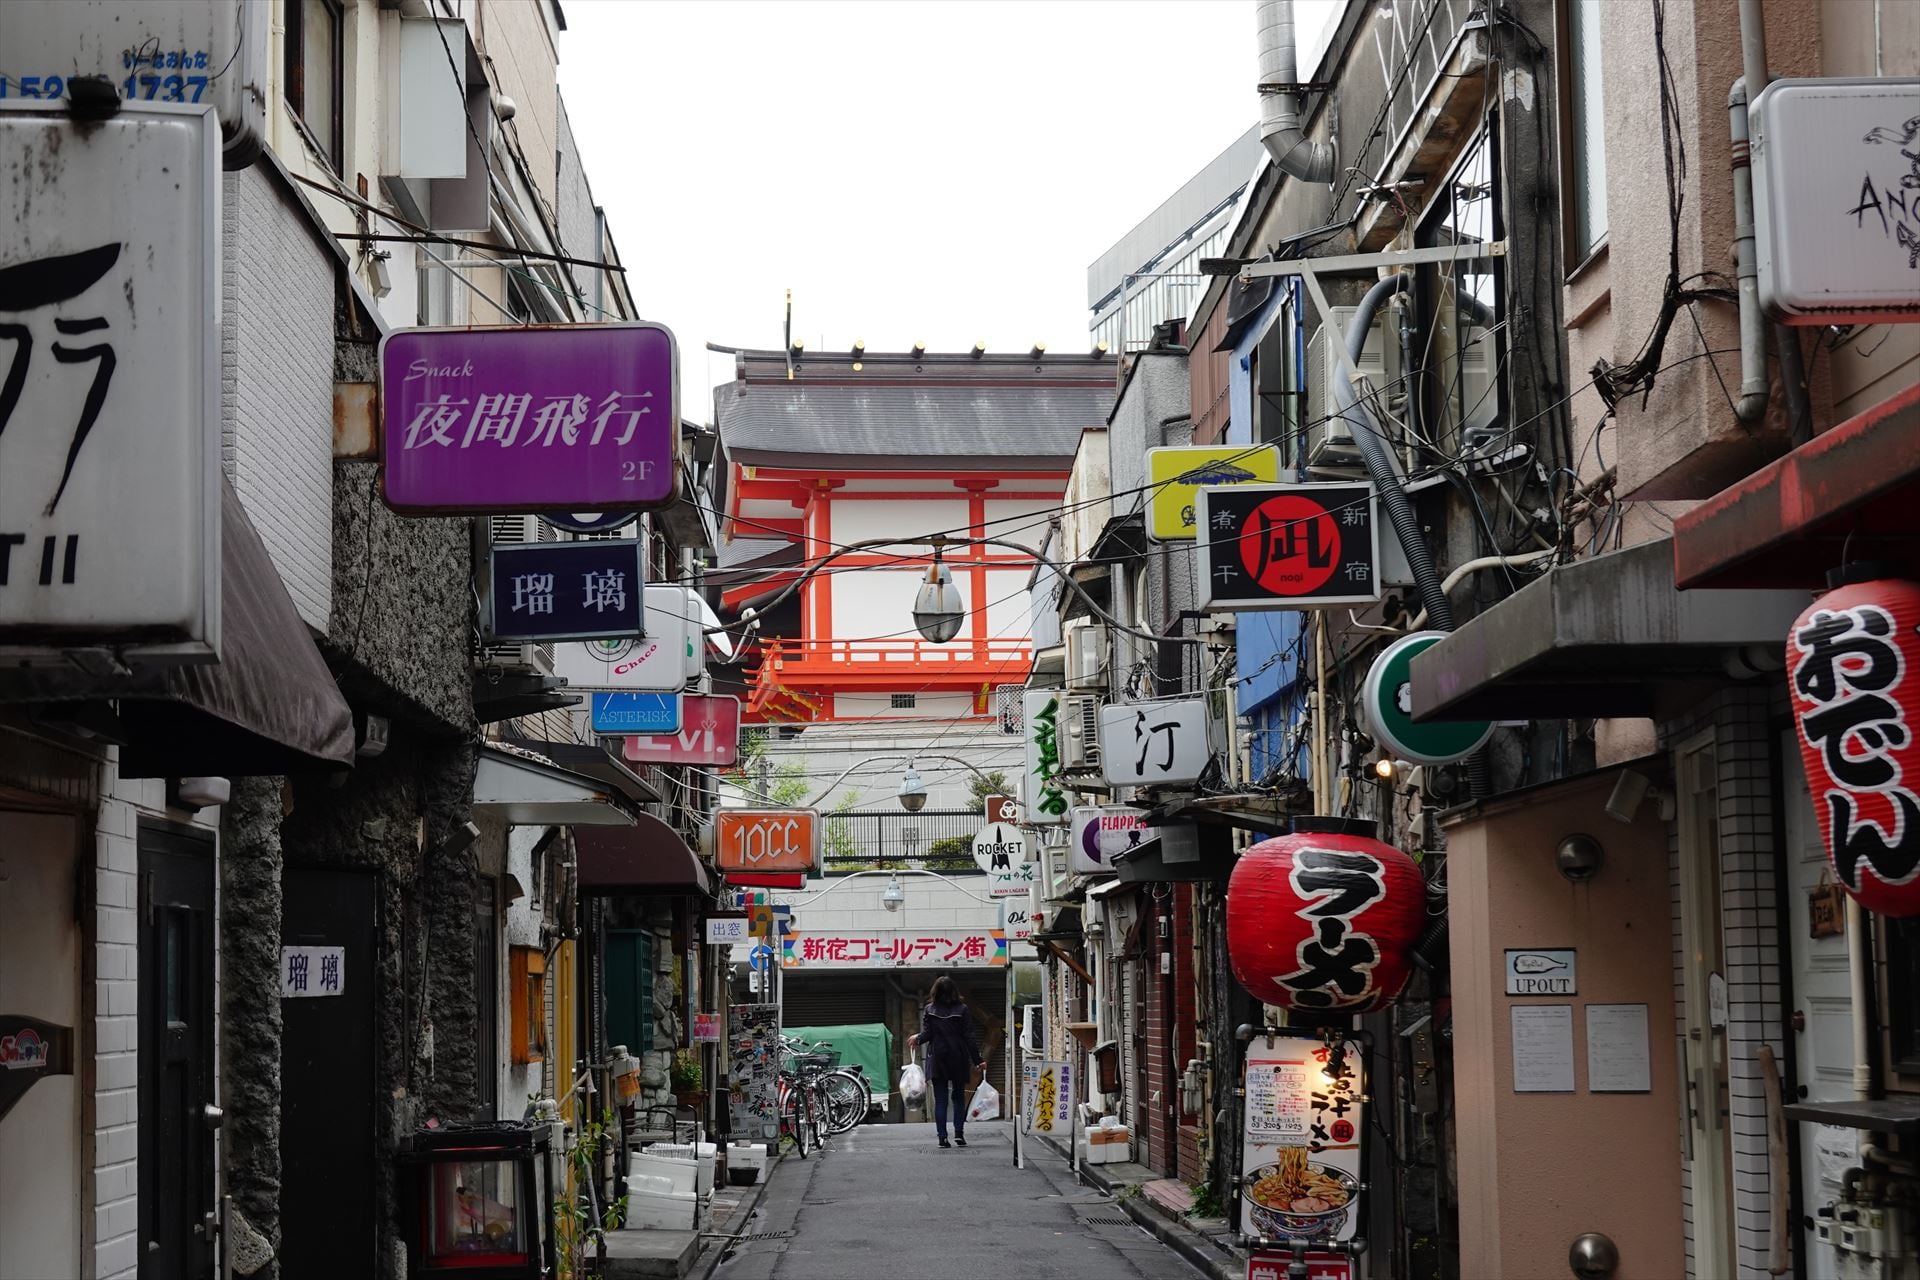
left=1000, top=902, right=1035, bottom=943
left=552, top=586, right=700, bottom=692
left=1585, top=1003, right=1651, bottom=1093
left=1510, top=1005, right=1575, bottom=1092
left=1503, top=948, right=1577, bottom=996
left=1069, top=806, right=1150, bottom=876
left=971, top=822, right=1028, bottom=874
left=1097, top=699, right=1211, bottom=787
left=705, top=916, right=750, bottom=945
left=280, top=946, right=345, bottom=998
left=0, top=103, right=221, bottom=663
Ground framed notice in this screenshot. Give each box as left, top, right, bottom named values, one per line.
left=1240, top=1034, right=1364, bottom=1245
left=1585, top=1003, right=1651, bottom=1093
left=1510, top=1004, right=1575, bottom=1092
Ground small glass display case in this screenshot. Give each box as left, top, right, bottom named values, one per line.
left=400, top=1120, right=555, bottom=1278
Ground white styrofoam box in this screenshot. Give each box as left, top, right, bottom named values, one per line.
left=643, top=1142, right=717, bottom=1196
left=1751, top=77, right=1920, bottom=323
left=625, top=1186, right=698, bottom=1232
left=626, top=1155, right=698, bottom=1198
left=727, top=1142, right=767, bottom=1170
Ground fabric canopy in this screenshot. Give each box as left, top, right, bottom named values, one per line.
left=784, top=1023, right=894, bottom=1102
left=575, top=814, right=712, bottom=895
left=2, top=478, right=355, bottom=778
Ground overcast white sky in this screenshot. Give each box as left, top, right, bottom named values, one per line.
left=560, top=0, right=1338, bottom=414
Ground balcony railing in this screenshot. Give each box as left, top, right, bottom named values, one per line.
left=815, top=809, right=990, bottom=875
left=756, top=638, right=1033, bottom=675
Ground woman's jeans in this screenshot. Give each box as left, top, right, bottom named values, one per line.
left=930, top=1076, right=968, bottom=1138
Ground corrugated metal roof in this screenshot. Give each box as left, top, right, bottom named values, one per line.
left=715, top=380, right=1110, bottom=468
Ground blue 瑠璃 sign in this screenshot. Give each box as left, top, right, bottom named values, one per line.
left=590, top=692, right=681, bottom=735
left=488, top=539, right=646, bottom=642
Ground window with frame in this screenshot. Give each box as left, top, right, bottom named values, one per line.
left=285, top=0, right=344, bottom=172
left=1560, top=0, right=1610, bottom=264
left=1252, top=296, right=1303, bottom=469
left=1416, top=126, right=1506, bottom=456
left=509, top=945, right=546, bottom=1065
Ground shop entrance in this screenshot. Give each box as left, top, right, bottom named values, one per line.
left=1675, top=732, right=1737, bottom=1278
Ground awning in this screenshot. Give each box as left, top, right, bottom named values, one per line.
left=1408, top=538, right=1807, bottom=721
left=574, top=814, right=712, bottom=895
left=1111, top=821, right=1232, bottom=883
left=1673, top=383, right=1920, bottom=589
left=503, top=737, right=662, bottom=806
left=1, top=479, right=355, bottom=778
left=473, top=745, right=636, bottom=827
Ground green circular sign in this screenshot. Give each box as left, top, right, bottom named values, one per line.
left=1361, top=631, right=1496, bottom=765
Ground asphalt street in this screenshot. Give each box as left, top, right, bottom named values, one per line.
left=710, top=1122, right=1201, bottom=1280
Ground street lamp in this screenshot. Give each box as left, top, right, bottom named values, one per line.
left=897, top=766, right=929, bottom=813
left=882, top=875, right=906, bottom=910
left=911, top=552, right=966, bottom=644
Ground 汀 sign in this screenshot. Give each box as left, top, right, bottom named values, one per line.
left=1249, top=1252, right=1352, bottom=1280
left=590, top=692, right=681, bottom=735
left=706, top=916, right=751, bottom=945
left=7, top=1, right=268, bottom=166
left=280, top=946, right=345, bottom=998
left=1070, top=806, right=1150, bottom=875
left=1197, top=481, right=1381, bottom=611
left=486, top=538, right=645, bottom=642
left=624, top=694, right=740, bottom=766
left=715, top=810, right=821, bottom=876
left=551, top=585, right=702, bottom=693
left=1505, top=948, right=1577, bottom=996
left=1097, top=699, right=1212, bottom=787
left=0, top=103, right=220, bottom=662
left=380, top=322, right=680, bottom=514
left=779, top=929, right=1009, bottom=969
left=1144, top=444, right=1281, bottom=542
left=1021, top=1059, right=1074, bottom=1134
left=1242, top=1034, right=1365, bottom=1246
left=1022, top=691, right=1069, bottom=826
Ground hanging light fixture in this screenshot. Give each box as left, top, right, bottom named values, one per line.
left=882, top=874, right=906, bottom=911
left=897, top=766, right=929, bottom=813
left=911, top=550, right=966, bottom=644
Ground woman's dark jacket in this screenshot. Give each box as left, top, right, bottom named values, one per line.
left=918, top=1001, right=980, bottom=1082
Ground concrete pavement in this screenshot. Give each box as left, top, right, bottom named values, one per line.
left=708, top=1122, right=1206, bottom=1280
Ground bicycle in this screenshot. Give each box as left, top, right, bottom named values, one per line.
left=776, top=1066, right=822, bottom=1157
left=776, top=1038, right=837, bottom=1154
left=778, top=1036, right=874, bottom=1136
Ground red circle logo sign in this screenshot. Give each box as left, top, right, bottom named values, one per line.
left=1331, top=1119, right=1355, bottom=1144
left=1238, top=494, right=1342, bottom=597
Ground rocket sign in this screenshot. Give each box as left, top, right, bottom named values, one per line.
left=1196, top=481, right=1381, bottom=611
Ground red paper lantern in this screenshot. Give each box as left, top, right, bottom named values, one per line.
left=1787, top=570, right=1920, bottom=917
left=1227, top=817, right=1425, bottom=1013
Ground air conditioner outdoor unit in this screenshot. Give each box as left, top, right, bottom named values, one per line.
left=1308, top=305, right=1401, bottom=473
left=474, top=514, right=558, bottom=672
left=1059, top=693, right=1104, bottom=773
left=1021, top=1011, right=1044, bottom=1055
left=1064, top=621, right=1109, bottom=692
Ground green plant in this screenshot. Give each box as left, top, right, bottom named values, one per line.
left=672, top=1050, right=703, bottom=1093
left=1187, top=1178, right=1225, bottom=1220
left=923, top=834, right=976, bottom=872
left=964, top=771, right=1013, bottom=813
left=554, top=1110, right=628, bottom=1280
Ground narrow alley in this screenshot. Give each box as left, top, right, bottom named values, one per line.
left=710, top=1125, right=1198, bottom=1280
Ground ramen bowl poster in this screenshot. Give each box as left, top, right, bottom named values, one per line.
left=1241, top=1036, right=1365, bottom=1245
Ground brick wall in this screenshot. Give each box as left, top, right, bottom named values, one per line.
left=222, top=164, right=336, bottom=630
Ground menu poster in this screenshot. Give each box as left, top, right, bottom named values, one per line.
left=1510, top=1004, right=1575, bottom=1093
left=1585, top=1003, right=1652, bottom=1093
left=1240, top=1036, right=1365, bottom=1245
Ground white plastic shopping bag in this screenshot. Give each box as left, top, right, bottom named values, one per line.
left=966, top=1081, right=1000, bottom=1123
left=899, top=1061, right=927, bottom=1104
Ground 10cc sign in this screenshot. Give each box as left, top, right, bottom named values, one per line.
left=0, top=103, right=221, bottom=663
left=715, top=810, right=820, bottom=876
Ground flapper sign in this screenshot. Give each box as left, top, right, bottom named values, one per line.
left=1787, top=572, right=1920, bottom=917
left=1226, top=820, right=1424, bottom=1013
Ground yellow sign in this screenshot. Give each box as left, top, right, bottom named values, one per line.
left=1145, top=444, right=1281, bottom=542
left=748, top=903, right=774, bottom=938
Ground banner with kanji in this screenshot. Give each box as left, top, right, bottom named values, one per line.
left=779, top=929, right=1008, bottom=969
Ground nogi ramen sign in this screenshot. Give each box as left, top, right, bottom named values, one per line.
left=1241, top=1033, right=1365, bottom=1246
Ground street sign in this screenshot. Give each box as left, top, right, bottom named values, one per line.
left=779, top=929, right=1008, bottom=969
left=485, top=539, right=645, bottom=642
left=715, top=810, right=821, bottom=876
left=623, top=694, right=741, bottom=766
left=1021, top=691, right=1069, bottom=826
left=0, top=103, right=221, bottom=663
left=1020, top=1059, right=1074, bottom=1134
left=1097, top=699, right=1212, bottom=787
left=748, top=944, right=773, bottom=973
left=705, top=916, right=750, bottom=945
left=1069, top=807, right=1150, bottom=875
left=553, top=587, right=702, bottom=693
left=1360, top=631, right=1495, bottom=765
left=984, top=794, right=1020, bottom=826
left=748, top=903, right=774, bottom=938
left=379, top=322, right=680, bottom=514
left=590, top=692, right=681, bottom=735
left=971, top=822, right=1028, bottom=874
left=1144, top=444, right=1281, bottom=541
left=1197, top=481, right=1381, bottom=611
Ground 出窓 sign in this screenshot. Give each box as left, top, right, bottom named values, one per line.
left=486, top=539, right=644, bottom=642
left=379, top=323, right=680, bottom=514
left=0, top=103, right=221, bottom=663
left=1197, top=481, right=1380, bottom=611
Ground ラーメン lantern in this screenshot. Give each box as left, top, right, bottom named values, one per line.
left=1227, top=817, right=1425, bottom=1013
left=1787, top=567, right=1920, bottom=917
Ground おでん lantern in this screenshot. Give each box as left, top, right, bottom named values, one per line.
left=1787, top=568, right=1920, bottom=917
left=1227, top=817, right=1425, bottom=1013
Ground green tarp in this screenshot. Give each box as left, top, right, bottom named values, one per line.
left=784, top=1023, right=894, bottom=1101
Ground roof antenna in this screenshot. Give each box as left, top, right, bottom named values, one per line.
left=784, top=288, right=794, bottom=382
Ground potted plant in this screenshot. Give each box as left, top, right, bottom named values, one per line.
left=671, top=1050, right=705, bottom=1107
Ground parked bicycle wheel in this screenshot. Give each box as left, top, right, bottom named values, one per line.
left=807, top=1082, right=830, bottom=1150
left=779, top=1076, right=810, bottom=1159
left=821, top=1069, right=871, bottom=1135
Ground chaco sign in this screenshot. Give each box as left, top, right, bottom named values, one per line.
left=715, top=809, right=820, bottom=876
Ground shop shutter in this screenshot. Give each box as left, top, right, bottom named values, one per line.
left=605, top=930, right=653, bottom=1053
left=781, top=977, right=887, bottom=1028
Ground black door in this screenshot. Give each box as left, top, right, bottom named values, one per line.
left=279, top=866, right=379, bottom=1279
left=138, top=823, right=217, bottom=1280
left=475, top=876, right=498, bottom=1118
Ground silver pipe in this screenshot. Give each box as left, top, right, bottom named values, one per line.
left=1255, top=0, right=1336, bottom=184
left=1728, top=77, right=1770, bottom=423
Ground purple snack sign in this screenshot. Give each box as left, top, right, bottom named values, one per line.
left=378, top=323, right=680, bottom=514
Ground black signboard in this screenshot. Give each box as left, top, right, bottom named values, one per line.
left=1196, top=481, right=1380, bottom=610
left=486, top=538, right=647, bottom=642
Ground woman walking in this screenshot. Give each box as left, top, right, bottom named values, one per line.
left=908, top=976, right=985, bottom=1148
